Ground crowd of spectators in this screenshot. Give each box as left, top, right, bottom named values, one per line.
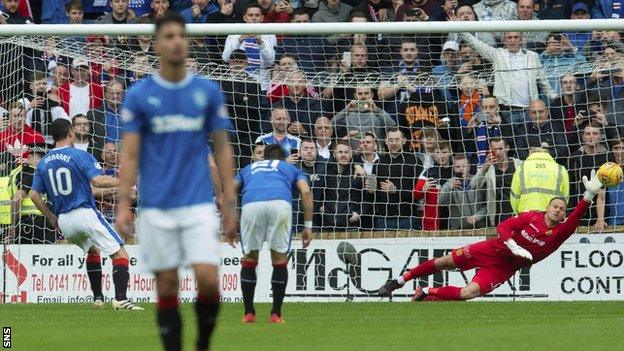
left=1, top=0, right=624, bottom=240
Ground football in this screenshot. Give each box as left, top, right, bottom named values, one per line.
left=597, top=162, right=624, bottom=188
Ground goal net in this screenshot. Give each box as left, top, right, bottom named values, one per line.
left=1, top=19, right=624, bottom=302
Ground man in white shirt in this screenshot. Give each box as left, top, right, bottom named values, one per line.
left=460, top=31, right=557, bottom=125
left=313, top=116, right=333, bottom=160
left=222, top=3, right=276, bottom=90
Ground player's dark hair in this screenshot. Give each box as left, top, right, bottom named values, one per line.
left=155, top=12, right=186, bottom=36
left=51, top=118, right=73, bottom=142
left=263, top=144, right=286, bottom=161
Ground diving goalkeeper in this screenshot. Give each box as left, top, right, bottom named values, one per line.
left=378, top=170, right=603, bottom=301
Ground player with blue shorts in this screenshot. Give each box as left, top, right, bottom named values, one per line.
left=115, top=12, right=237, bottom=351
left=235, top=144, right=313, bottom=324
left=30, top=119, right=142, bottom=310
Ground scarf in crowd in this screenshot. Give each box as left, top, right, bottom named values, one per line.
left=244, top=37, right=262, bottom=74
left=458, top=91, right=481, bottom=127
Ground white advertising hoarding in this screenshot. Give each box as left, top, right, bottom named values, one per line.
left=1, top=234, right=622, bottom=303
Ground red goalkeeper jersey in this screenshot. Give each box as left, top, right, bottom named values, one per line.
left=496, top=199, right=590, bottom=265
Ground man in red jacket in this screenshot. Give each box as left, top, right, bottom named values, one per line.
left=378, top=170, right=603, bottom=301
left=58, top=58, right=103, bottom=118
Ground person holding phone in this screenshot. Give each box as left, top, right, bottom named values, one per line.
left=258, top=0, right=292, bottom=23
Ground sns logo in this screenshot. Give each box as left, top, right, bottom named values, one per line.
left=1, top=249, right=28, bottom=303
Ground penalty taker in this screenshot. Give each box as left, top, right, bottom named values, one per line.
left=378, top=170, right=604, bottom=301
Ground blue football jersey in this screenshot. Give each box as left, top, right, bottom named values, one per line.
left=120, top=73, right=231, bottom=209
left=235, top=160, right=308, bottom=206
left=32, top=147, right=103, bottom=215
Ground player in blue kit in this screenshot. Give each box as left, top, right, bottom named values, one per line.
left=115, top=12, right=237, bottom=351
left=234, top=144, right=313, bottom=324
left=29, top=119, right=142, bottom=310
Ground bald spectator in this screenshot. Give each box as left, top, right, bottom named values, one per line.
left=459, top=30, right=557, bottom=125
left=514, top=99, right=569, bottom=160
left=314, top=117, right=333, bottom=160
left=255, top=108, right=302, bottom=157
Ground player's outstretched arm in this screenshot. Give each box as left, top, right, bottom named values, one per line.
left=297, top=179, right=313, bottom=248
left=211, top=130, right=238, bottom=247
left=116, top=132, right=141, bottom=237
left=29, top=190, right=58, bottom=230
left=582, top=169, right=603, bottom=203
left=91, top=175, right=120, bottom=188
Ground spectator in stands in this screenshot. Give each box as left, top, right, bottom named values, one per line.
left=395, top=0, right=444, bottom=22
left=413, top=141, right=454, bottom=230
left=65, top=0, right=85, bottom=24
left=540, top=33, right=587, bottom=95
left=268, top=54, right=298, bottom=101
left=9, top=144, right=56, bottom=244
left=328, top=11, right=392, bottom=67
left=582, top=92, right=624, bottom=143
left=314, top=116, right=333, bottom=160
left=332, top=86, right=396, bottom=141
left=320, top=140, right=363, bottom=230
left=446, top=5, right=496, bottom=47
left=606, top=139, right=624, bottom=225
left=180, top=0, right=218, bottom=23
left=433, top=41, right=460, bottom=101
left=565, top=3, right=592, bottom=51
left=568, top=122, right=611, bottom=231
left=472, top=0, right=516, bottom=22
left=353, top=0, right=395, bottom=22
left=296, top=138, right=326, bottom=230
left=458, top=42, right=490, bottom=74
left=355, top=132, right=379, bottom=175
left=371, top=127, right=422, bottom=230
left=516, top=0, right=548, bottom=52
left=377, top=39, right=421, bottom=116
left=255, top=108, right=301, bottom=157
left=592, top=0, right=623, bottom=19
left=276, top=9, right=333, bottom=73
left=311, top=0, right=352, bottom=22
left=220, top=49, right=266, bottom=168
left=514, top=99, right=569, bottom=160
left=271, top=70, right=322, bottom=136
left=48, top=62, right=70, bottom=101
left=584, top=30, right=624, bottom=61
left=0, top=102, right=45, bottom=153
left=222, top=3, right=277, bottom=90
left=258, top=0, right=292, bottom=22
left=93, top=142, right=120, bottom=222
left=439, top=154, right=486, bottom=229
left=356, top=132, right=379, bottom=229
left=24, top=72, right=70, bottom=146
left=59, top=58, right=104, bottom=119
left=534, top=0, right=574, bottom=19
left=1, top=0, right=32, bottom=23
left=384, top=39, right=420, bottom=75
left=475, top=137, right=521, bottom=226
left=144, top=0, right=169, bottom=20
left=206, top=0, right=240, bottom=23
left=72, top=114, right=99, bottom=157
left=459, top=29, right=557, bottom=125
left=415, top=127, right=440, bottom=170
left=96, top=0, right=134, bottom=24
left=550, top=74, right=583, bottom=137
left=510, top=143, right=569, bottom=214
left=102, top=79, right=124, bottom=144
left=251, top=143, right=265, bottom=162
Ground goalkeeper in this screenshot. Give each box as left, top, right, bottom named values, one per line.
left=378, top=170, right=603, bottom=301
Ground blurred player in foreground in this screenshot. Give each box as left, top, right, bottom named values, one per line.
left=115, top=12, right=237, bottom=351
left=235, top=144, right=313, bottom=323
left=378, top=170, right=604, bottom=301
left=30, top=119, right=142, bottom=310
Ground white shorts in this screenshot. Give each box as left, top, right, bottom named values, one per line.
left=58, top=207, right=124, bottom=257
left=137, top=203, right=220, bottom=272
left=240, top=200, right=292, bottom=254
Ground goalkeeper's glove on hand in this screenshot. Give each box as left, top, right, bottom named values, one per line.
left=582, top=169, right=603, bottom=202
left=505, top=239, right=533, bottom=261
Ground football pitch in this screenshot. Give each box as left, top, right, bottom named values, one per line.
left=2, top=301, right=623, bottom=351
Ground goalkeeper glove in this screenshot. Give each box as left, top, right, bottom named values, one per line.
left=582, top=169, right=603, bottom=202
left=505, top=239, right=533, bottom=261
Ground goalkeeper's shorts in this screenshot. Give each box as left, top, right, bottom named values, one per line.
left=240, top=200, right=292, bottom=255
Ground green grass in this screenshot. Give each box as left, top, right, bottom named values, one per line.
left=2, top=302, right=623, bottom=351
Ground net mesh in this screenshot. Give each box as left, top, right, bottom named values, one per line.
left=1, top=26, right=624, bottom=246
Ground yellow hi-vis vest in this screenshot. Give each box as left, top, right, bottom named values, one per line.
left=8, top=166, right=43, bottom=217
left=510, top=152, right=569, bottom=214
left=0, top=176, right=11, bottom=224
